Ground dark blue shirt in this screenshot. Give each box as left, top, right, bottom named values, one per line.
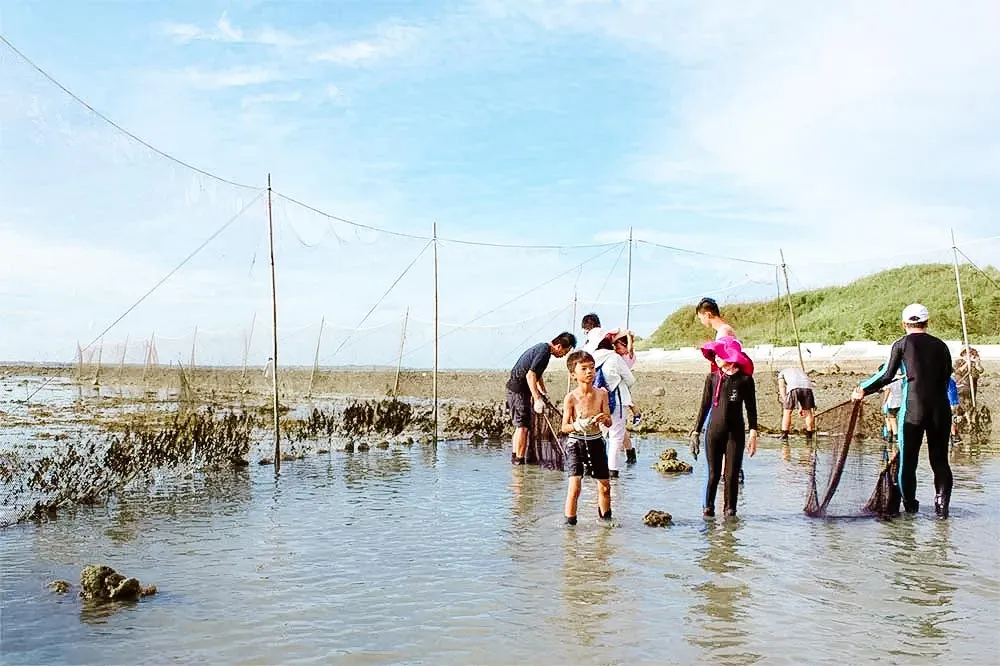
left=507, top=342, right=551, bottom=393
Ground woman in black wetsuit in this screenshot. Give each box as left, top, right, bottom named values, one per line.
left=691, top=336, right=759, bottom=518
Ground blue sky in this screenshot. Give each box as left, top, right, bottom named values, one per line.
left=2, top=1, right=998, bottom=367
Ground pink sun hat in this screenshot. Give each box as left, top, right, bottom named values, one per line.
left=701, top=335, right=755, bottom=376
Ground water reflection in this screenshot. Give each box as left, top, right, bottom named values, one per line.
left=886, top=520, right=957, bottom=659
left=688, top=521, right=759, bottom=665
left=558, top=526, right=617, bottom=648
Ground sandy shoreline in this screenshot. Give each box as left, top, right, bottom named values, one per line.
left=4, top=360, right=995, bottom=438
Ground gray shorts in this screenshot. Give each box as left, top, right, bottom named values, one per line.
left=506, top=389, right=532, bottom=429
left=783, top=388, right=816, bottom=411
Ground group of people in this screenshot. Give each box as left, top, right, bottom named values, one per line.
left=506, top=296, right=966, bottom=524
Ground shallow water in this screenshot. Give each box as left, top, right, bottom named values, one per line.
left=2, top=436, right=999, bottom=666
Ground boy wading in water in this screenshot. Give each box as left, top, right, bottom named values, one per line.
left=690, top=336, right=758, bottom=519
left=561, top=351, right=613, bottom=525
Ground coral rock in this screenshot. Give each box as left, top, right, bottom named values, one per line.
left=643, top=510, right=673, bottom=527
left=653, top=449, right=692, bottom=474
left=48, top=579, right=72, bottom=594
left=79, top=565, right=150, bottom=602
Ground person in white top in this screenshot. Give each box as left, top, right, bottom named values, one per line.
left=777, top=366, right=816, bottom=441
left=581, top=313, right=605, bottom=353
left=696, top=297, right=736, bottom=340
left=591, top=336, right=637, bottom=478
left=881, top=376, right=903, bottom=441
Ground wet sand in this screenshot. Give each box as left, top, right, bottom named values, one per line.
left=4, top=361, right=995, bottom=437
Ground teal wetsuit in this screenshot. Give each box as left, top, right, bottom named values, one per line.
left=860, top=332, right=953, bottom=513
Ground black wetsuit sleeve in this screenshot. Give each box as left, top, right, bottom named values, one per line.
left=744, top=375, right=759, bottom=430
left=860, top=339, right=904, bottom=396
left=693, top=372, right=713, bottom=432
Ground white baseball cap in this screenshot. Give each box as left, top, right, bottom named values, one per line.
left=902, top=303, right=929, bottom=323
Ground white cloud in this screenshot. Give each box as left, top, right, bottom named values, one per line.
left=241, top=91, right=303, bottom=108
left=161, top=11, right=301, bottom=47
left=181, top=66, right=281, bottom=88
left=311, top=24, right=421, bottom=65
left=510, top=1, right=1000, bottom=270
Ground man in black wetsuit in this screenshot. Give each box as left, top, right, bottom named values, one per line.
left=852, top=304, right=954, bottom=517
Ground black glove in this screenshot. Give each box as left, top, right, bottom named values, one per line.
left=689, top=430, right=700, bottom=460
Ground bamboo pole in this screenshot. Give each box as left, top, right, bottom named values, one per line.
left=432, top=222, right=439, bottom=442
left=625, top=226, right=633, bottom=330
left=779, top=249, right=805, bottom=372
left=309, top=316, right=325, bottom=398
left=951, top=230, right=976, bottom=409
left=189, top=326, right=198, bottom=374
left=118, top=335, right=128, bottom=385
left=242, top=313, right=256, bottom=380
left=76, top=341, right=83, bottom=382
left=267, top=174, right=281, bottom=473
left=94, top=339, right=103, bottom=386
left=568, top=288, right=577, bottom=393
left=393, top=308, right=409, bottom=398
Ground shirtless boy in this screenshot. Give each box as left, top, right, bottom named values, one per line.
left=696, top=297, right=736, bottom=340
left=561, top=350, right=613, bottom=525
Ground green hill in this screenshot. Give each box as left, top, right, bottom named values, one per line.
left=639, top=263, right=1000, bottom=349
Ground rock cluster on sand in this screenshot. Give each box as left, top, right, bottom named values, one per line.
left=652, top=448, right=693, bottom=474
left=643, top=510, right=673, bottom=527
left=79, top=565, right=157, bottom=602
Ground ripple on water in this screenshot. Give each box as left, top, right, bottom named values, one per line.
left=2, top=438, right=999, bottom=665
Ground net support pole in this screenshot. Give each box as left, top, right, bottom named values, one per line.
left=76, top=341, right=83, bottom=381
left=568, top=288, right=577, bottom=393
left=951, top=230, right=976, bottom=409
left=779, top=249, right=805, bottom=371
left=242, top=313, right=256, bottom=380
left=625, top=226, right=633, bottom=330
left=94, top=339, right=103, bottom=386
left=189, top=326, right=197, bottom=374
left=393, top=307, right=409, bottom=399
left=309, top=316, right=324, bottom=398
left=267, top=173, right=281, bottom=474
left=432, top=222, right=439, bottom=442
left=118, top=335, right=128, bottom=385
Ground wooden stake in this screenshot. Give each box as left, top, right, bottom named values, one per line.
left=266, top=174, right=281, bottom=473
left=951, top=230, right=976, bottom=409
left=780, top=249, right=805, bottom=372
left=189, top=326, right=198, bottom=374
left=625, top=226, right=633, bottom=330
left=433, top=222, right=439, bottom=442
left=242, top=312, right=256, bottom=380
left=309, top=316, right=325, bottom=398
left=94, top=339, right=103, bottom=386
left=393, top=308, right=409, bottom=398
left=118, top=335, right=128, bottom=385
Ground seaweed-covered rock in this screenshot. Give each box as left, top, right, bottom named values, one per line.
left=643, top=510, right=673, bottom=527
left=79, top=565, right=152, bottom=602
left=376, top=440, right=390, bottom=449
left=653, top=448, right=692, bottom=474
left=356, top=442, right=370, bottom=452
left=48, top=579, right=72, bottom=594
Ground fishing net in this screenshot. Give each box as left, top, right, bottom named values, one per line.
left=509, top=399, right=565, bottom=471
left=805, top=400, right=900, bottom=518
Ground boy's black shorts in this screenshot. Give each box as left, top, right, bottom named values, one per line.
left=506, top=389, right=532, bottom=429
left=566, top=434, right=610, bottom=479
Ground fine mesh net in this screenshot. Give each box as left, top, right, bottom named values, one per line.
left=509, top=401, right=565, bottom=471
left=805, top=400, right=900, bottom=518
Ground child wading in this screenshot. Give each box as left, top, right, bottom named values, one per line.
left=690, top=336, right=759, bottom=518
left=561, top=351, right=613, bottom=525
